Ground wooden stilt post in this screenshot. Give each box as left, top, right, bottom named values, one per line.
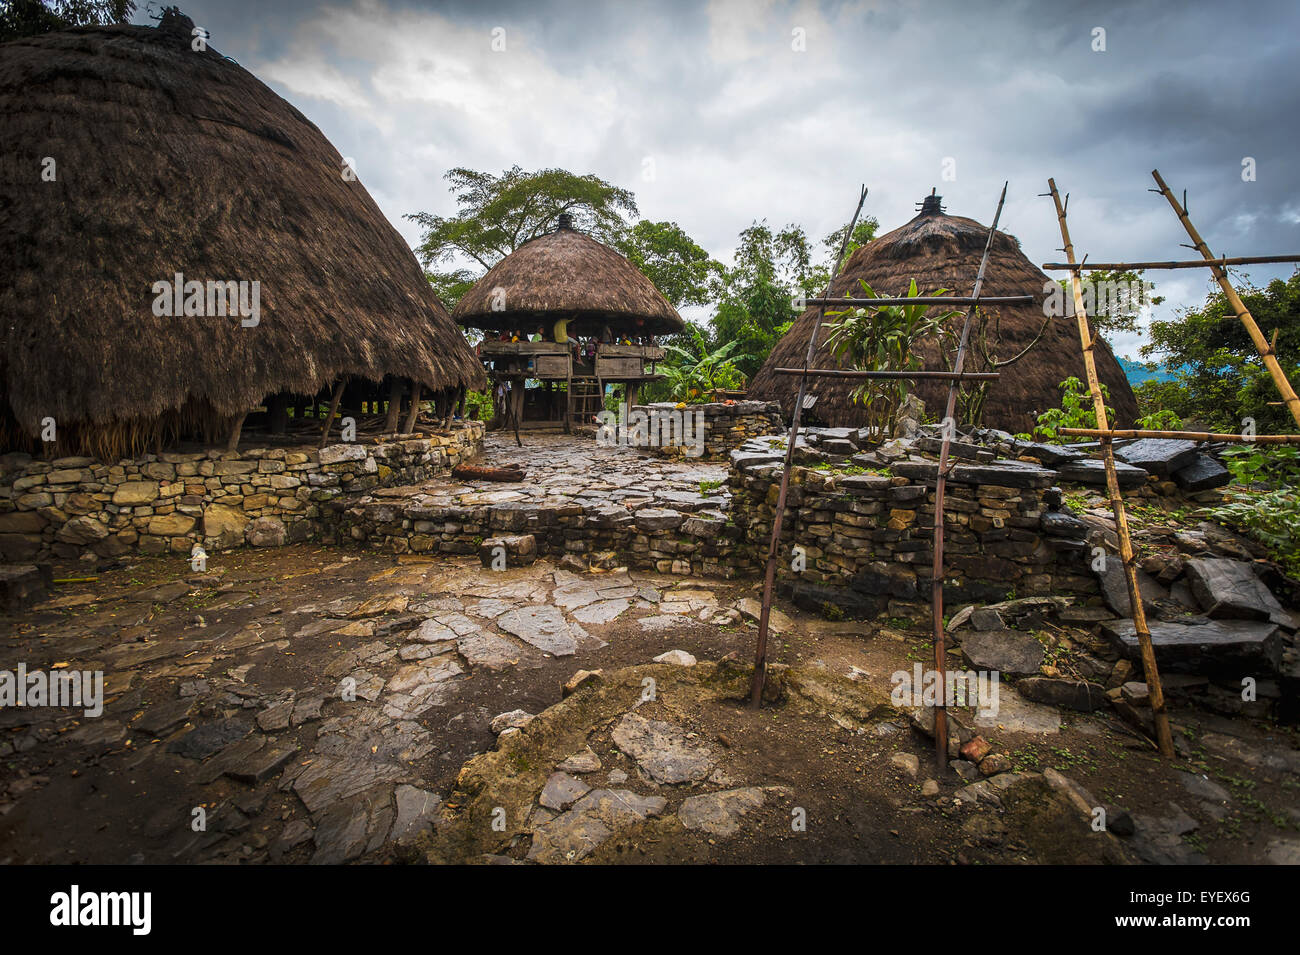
left=226, top=412, right=247, bottom=453
left=1048, top=178, right=1175, bottom=758
left=402, top=381, right=422, bottom=434
left=1151, top=169, right=1300, bottom=429
left=750, top=185, right=868, bottom=707
left=319, top=378, right=346, bottom=449
left=384, top=378, right=402, bottom=433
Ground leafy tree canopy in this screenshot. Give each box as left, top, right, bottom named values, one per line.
left=614, top=220, right=724, bottom=310
left=1140, top=269, right=1300, bottom=434
left=1, top=0, right=134, bottom=41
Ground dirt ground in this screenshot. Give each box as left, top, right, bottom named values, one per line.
left=1, top=537, right=1297, bottom=865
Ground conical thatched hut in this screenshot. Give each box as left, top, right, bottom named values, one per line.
left=0, top=11, right=484, bottom=458
left=454, top=215, right=684, bottom=429
left=748, top=194, right=1138, bottom=434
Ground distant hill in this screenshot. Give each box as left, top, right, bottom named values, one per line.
left=1117, top=356, right=1186, bottom=385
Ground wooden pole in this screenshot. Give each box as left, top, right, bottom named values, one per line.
left=929, top=181, right=1008, bottom=774
left=1044, top=254, right=1300, bottom=271
left=750, top=185, right=869, bottom=708
left=384, top=378, right=402, bottom=433
left=1151, top=169, right=1300, bottom=430
left=1061, top=427, right=1300, bottom=443
left=226, top=412, right=247, bottom=453
left=403, top=381, right=423, bottom=433
left=1048, top=178, right=1175, bottom=758
left=772, top=368, right=1000, bottom=381
left=318, top=378, right=346, bottom=449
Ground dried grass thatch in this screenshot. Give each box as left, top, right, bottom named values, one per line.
left=748, top=199, right=1138, bottom=433
left=453, top=220, right=685, bottom=337
left=0, top=12, right=484, bottom=456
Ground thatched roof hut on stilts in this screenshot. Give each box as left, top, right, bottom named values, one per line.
left=453, top=215, right=684, bottom=433
left=748, top=192, right=1138, bottom=435
left=0, top=10, right=484, bottom=459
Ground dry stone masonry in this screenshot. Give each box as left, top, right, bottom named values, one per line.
left=0, top=422, right=484, bottom=563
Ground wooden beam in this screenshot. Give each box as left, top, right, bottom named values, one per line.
left=1043, top=254, right=1300, bottom=271
left=1061, top=428, right=1300, bottom=443
left=1049, top=177, right=1175, bottom=759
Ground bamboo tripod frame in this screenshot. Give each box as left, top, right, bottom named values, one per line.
left=1047, top=178, right=1176, bottom=758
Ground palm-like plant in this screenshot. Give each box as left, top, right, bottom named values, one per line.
left=823, top=279, right=960, bottom=438
left=661, top=327, right=744, bottom=402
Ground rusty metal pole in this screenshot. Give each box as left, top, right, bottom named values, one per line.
left=1047, top=178, right=1175, bottom=758
left=1150, top=169, right=1300, bottom=430
left=750, top=185, right=869, bottom=707
left=929, top=182, right=1007, bottom=773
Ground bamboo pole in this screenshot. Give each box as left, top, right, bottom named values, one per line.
left=750, top=185, right=869, bottom=708
left=1061, top=428, right=1300, bottom=443
left=929, top=181, right=1008, bottom=774
left=318, top=378, right=346, bottom=449
left=1151, top=169, right=1300, bottom=430
left=1048, top=178, right=1175, bottom=759
left=1044, top=254, right=1300, bottom=271
left=772, top=368, right=1000, bottom=382
left=804, top=295, right=1033, bottom=307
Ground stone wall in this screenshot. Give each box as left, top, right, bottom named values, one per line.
left=336, top=495, right=752, bottom=579
left=726, top=456, right=1098, bottom=621
left=0, top=423, right=485, bottom=563
left=631, top=401, right=782, bottom=460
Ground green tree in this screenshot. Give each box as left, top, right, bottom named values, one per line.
left=1141, top=269, right=1300, bottom=434
left=614, top=220, right=724, bottom=310
left=406, top=166, right=638, bottom=308
left=1053, top=268, right=1162, bottom=340
left=1, top=0, right=133, bottom=41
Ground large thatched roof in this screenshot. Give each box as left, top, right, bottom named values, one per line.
left=453, top=217, right=685, bottom=336
left=0, top=12, right=483, bottom=452
left=748, top=196, right=1138, bottom=433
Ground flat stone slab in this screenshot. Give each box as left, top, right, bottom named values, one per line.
left=974, top=693, right=1062, bottom=734
left=165, top=717, right=251, bottom=760
left=1101, top=617, right=1282, bottom=674
left=1116, top=438, right=1200, bottom=477
left=1055, top=458, right=1149, bottom=489
left=527, top=789, right=667, bottom=863
left=539, top=772, right=591, bottom=811
left=456, top=632, right=523, bottom=669
left=611, top=712, right=715, bottom=784
left=678, top=787, right=765, bottom=837
left=1015, top=677, right=1108, bottom=712
left=1184, top=557, right=1292, bottom=627
left=1173, top=453, right=1231, bottom=492
left=960, top=630, right=1045, bottom=675
left=893, top=458, right=1056, bottom=490
left=391, top=785, right=442, bottom=845
left=496, top=605, right=579, bottom=656
left=1095, top=560, right=1168, bottom=616
left=571, top=598, right=631, bottom=625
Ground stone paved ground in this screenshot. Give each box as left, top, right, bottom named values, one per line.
left=0, top=435, right=1297, bottom=865
left=368, top=431, right=731, bottom=520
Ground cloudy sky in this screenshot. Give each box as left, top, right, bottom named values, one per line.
left=144, top=0, right=1300, bottom=358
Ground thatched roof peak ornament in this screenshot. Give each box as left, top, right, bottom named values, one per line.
left=916, top=188, right=946, bottom=216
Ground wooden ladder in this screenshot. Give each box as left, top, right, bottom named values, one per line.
left=566, top=375, right=604, bottom=429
